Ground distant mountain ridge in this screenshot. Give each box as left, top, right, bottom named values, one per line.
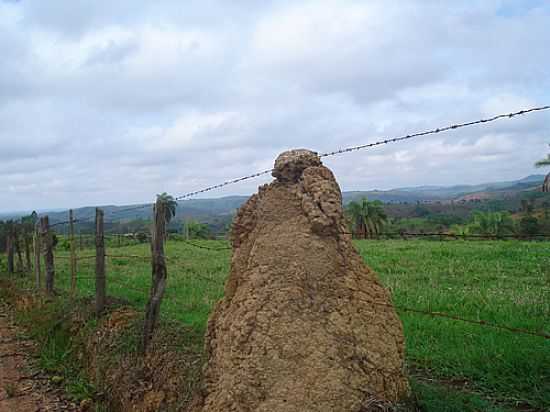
left=3, top=175, right=545, bottom=224
left=392, top=175, right=544, bottom=198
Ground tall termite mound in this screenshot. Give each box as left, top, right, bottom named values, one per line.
left=195, top=149, right=410, bottom=412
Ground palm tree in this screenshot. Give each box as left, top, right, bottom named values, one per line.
left=535, top=155, right=550, bottom=167
left=535, top=145, right=550, bottom=192
left=346, top=197, right=387, bottom=239
left=156, top=193, right=177, bottom=225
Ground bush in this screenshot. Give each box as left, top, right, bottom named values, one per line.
left=136, top=232, right=148, bottom=243
left=519, top=216, right=540, bottom=236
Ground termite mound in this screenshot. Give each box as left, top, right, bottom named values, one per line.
left=193, top=149, right=410, bottom=412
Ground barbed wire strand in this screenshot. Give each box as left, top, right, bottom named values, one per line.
left=319, top=105, right=550, bottom=158
left=343, top=297, right=550, bottom=340
left=181, top=240, right=232, bottom=251
left=393, top=305, right=550, bottom=340
left=46, top=105, right=550, bottom=227
left=58, top=271, right=550, bottom=340
left=340, top=232, right=550, bottom=239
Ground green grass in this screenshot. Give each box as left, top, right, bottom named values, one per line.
left=357, top=240, right=549, bottom=410
left=28, top=240, right=550, bottom=410
left=411, top=379, right=512, bottom=412
left=9, top=294, right=97, bottom=403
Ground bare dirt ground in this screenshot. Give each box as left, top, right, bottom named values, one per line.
left=0, top=305, right=81, bottom=412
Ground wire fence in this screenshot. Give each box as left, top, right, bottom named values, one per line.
left=39, top=234, right=550, bottom=341
left=23, top=201, right=550, bottom=335
left=31, top=250, right=548, bottom=341
left=1, top=105, right=549, bottom=404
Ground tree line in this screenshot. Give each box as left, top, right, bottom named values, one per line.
left=346, top=196, right=550, bottom=238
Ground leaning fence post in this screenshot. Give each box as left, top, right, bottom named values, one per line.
left=95, top=208, right=106, bottom=316
left=40, top=216, right=55, bottom=295
left=69, top=210, right=77, bottom=296
left=141, top=199, right=168, bottom=353
left=33, top=223, right=41, bottom=289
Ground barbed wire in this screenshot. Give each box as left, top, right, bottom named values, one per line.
left=173, top=105, right=550, bottom=199
left=336, top=296, right=550, bottom=340
left=175, top=170, right=274, bottom=201
left=394, top=304, right=550, bottom=340
left=181, top=240, right=232, bottom=251
left=341, top=231, right=550, bottom=239
left=55, top=255, right=96, bottom=261
left=319, top=105, right=550, bottom=158
left=105, top=253, right=150, bottom=260
left=57, top=270, right=550, bottom=340
left=44, top=104, right=550, bottom=227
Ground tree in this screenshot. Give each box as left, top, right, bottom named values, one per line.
left=535, top=145, right=550, bottom=192
left=535, top=155, right=550, bottom=167
left=520, top=199, right=534, bottom=215
left=346, top=197, right=387, bottom=239
left=136, top=232, right=149, bottom=243
left=449, top=224, right=470, bottom=237
left=467, top=211, right=516, bottom=237
left=183, top=220, right=212, bottom=239
left=156, top=193, right=177, bottom=225
left=540, top=201, right=550, bottom=234
left=519, top=215, right=540, bottom=236
left=542, top=201, right=550, bottom=220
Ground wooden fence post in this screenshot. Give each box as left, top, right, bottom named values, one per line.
left=95, top=208, right=106, bottom=316
left=7, top=231, right=14, bottom=275
left=24, top=233, right=32, bottom=273
left=14, top=227, right=24, bottom=274
left=141, top=200, right=168, bottom=353
left=33, top=223, right=41, bottom=289
left=69, top=210, right=77, bottom=296
left=40, top=216, right=55, bottom=295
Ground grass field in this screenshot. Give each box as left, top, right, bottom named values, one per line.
left=14, top=239, right=550, bottom=411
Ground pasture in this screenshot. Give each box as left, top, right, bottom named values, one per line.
left=35, top=239, right=550, bottom=410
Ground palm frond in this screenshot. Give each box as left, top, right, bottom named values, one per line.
left=535, top=156, right=550, bottom=167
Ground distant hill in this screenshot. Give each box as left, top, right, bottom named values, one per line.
left=344, top=175, right=546, bottom=204
left=7, top=175, right=546, bottom=225
left=391, top=174, right=544, bottom=200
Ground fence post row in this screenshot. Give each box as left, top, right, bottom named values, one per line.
left=40, top=216, right=55, bottom=295
left=141, top=199, right=168, bottom=353
left=69, top=209, right=77, bottom=295
left=33, top=222, right=41, bottom=289
left=95, top=208, right=106, bottom=316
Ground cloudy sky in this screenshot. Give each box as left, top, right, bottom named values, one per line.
left=1, top=0, right=549, bottom=212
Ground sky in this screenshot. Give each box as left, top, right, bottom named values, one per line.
left=1, top=0, right=549, bottom=213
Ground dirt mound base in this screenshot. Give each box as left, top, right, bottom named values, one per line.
left=195, top=150, right=410, bottom=412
